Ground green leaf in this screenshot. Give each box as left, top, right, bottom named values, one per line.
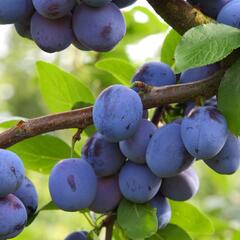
left=113, top=224, right=129, bottom=240
left=170, top=201, right=214, bottom=236
left=96, top=58, right=135, bottom=86
left=175, top=23, right=240, bottom=72
left=0, top=116, right=26, bottom=129
left=117, top=199, right=158, bottom=240
left=9, top=135, right=79, bottom=174
left=36, top=61, right=95, bottom=112
left=161, top=29, right=181, bottom=66
left=218, top=58, right=240, bottom=135
left=148, top=224, right=192, bottom=240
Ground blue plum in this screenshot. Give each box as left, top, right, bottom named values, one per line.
left=14, top=176, right=38, bottom=218
left=179, top=64, right=219, bottom=84
left=119, top=162, right=161, bottom=203
left=0, top=194, right=27, bottom=239
left=188, top=0, right=231, bottom=18
left=204, top=133, right=240, bottom=174
left=119, top=119, right=157, bottom=164
left=73, top=37, right=91, bottom=51
left=93, top=85, right=143, bottom=142
left=65, top=231, right=88, bottom=240
left=113, top=0, right=137, bottom=8
left=146, top=122, right=194, bottom=178
left=73, top=3, right=126, bottom=52
left=0, top=0, right=34, bottom=24
left=160, top=167, right=200, bottom=201
left=131, top=62, right=176, bottom=87
left=31, top=13, right=73, bottom=53
left=32, top=0, right=76, bottom=19
left=90, top=175, right=122, bottom=213
left=0, top=149, right=25, bottom=197
left=49, top=159, right=97, bottom=211
left=181, top=107, right=228, bottom=159
left=15, top=16, right=32, bottom=39
left=150, top=194, right=171, bottom=229
left=82, top=0, right=112, bottom=7
left=82, top=133, right=125, bottom=176
left=217, top=0, right=240, bottom=28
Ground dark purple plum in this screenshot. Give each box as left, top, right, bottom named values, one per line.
left=132, top=62, right=176, bottom=87
left=150, top=194, right=171, bottom=229
left=14, top=176, right=38, bottom=218
left=0, top=194, right=27, bottom=239
left=113, top=0, right=137, bottom=8
left=0, top=0, right=34, bottom=24
left=90, top=175, right=122, bottom=213
left=93, top=85, right=143, bottom=142
left=82, top=133, right=126, bottom=176
left=0, top=149, right=25, bottom=197
left=65, top=231, right=88, bottom=240
left=217, top=0, right=240, bottom=28
left=82, top=0, right=111, bottom=7
left=73, top=3, right=126, bottom=52
left=119, top=162, right=162, bottom=203
left=32, top=0, right=76, bottom=19
left=119, top=119, right=157, bottom=164
left=15, top=16, right=32, bottom=39
left=181, top=107, right=228, bottom=159
left=204, top=133, right=240, bottom=174
left=146, top=122, right=194, bottom=178
left=49, top=159, right=97, bottom=211
left=31, top=13, right=73, bottom=53
left=188, top=0, right=231, bottom=18
left=160, top=167, right=200, bottom=201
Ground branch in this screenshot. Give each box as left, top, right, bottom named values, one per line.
left=146, top=0, right=213, bottom=35
left=0, top=71, right=224, bottom=148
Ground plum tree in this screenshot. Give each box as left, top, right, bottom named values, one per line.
left=181, top=107, right=228, bottom=159
left=90, top=175, right=122, bottom=213
left=31, top=13, right=73, bottom=53
left=0, top=149, right=25, bottom=197
left=82, top=133, right=126, bottom=176
left=0, top=0, right=34, bottom=24
left=119, top=119, right=157, bottom=164
left=204, top=133, right=240, bottom=174
left=82, top=0, right=112, bottom=7
left=132, top=62, right=176, bottom=87
left=93, top=85, right=143, bottom=142
left=73, top=3, right=126, bottom=52
left=217, top=0, right=240, bottom=28
left=32, top=0, right=76, bottom=19
left=49, top=159, right=97, bottom=211
left=14, top=176, right=38, bottom=218
left=146, top=122, right=194, bottom=178
left=150, top=194, right=171, bottom=229
left=160, top=167, right=200, bottom=201
left=65, top=231, right=88, bottom=240
left=119, top=162, right=162, bottom=203
left=113, top=0, right=137, bottom=8
left=0, top=194, right=27, bottom=239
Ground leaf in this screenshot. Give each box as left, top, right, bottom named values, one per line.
left=175, top=23, right=240, bottom=72
left=148, top=224, right=192, bottom=240
left=9, top=135, right=79, bottom=174
left=113, top=224, right=129, bottom=240
left=170, top=201, right=214, bottom=236
left=96, top=58, right=136, bottom=86
left=36, top=61, right=95, bottom=112
left=0, top=116, right=26, bottom=129
left=117, top=199, right=158, bottom=239
left=161, top=29, right=181, bottom=66
left=218, top=58, right=240, bottom=135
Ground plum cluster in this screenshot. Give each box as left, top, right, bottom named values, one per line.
left=0, top=149, right=38, bottom=240
left=0, top=0, right=138, bottom=53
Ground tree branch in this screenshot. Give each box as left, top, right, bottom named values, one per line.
left=0, top=71, right=224, bottom=148
left=146, top=0, right=213, bottom=35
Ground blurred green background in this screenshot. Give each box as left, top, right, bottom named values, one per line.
left=0, top=1, right=240, bottom=240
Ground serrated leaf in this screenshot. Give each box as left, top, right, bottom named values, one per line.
left=96, top=58, right=135, bottom=86
left=175, top=23, right=240, bottom=72
left=117, top=199, right=158, bottom=240
left=9, top=135, right=79, bottom=174
left=170, top=201, right=214, bottom=236
left=161, top=29, right=181, bottom=66
left=148, top=224, right=192, bottom=240
left=36, top=61, right=95, bottom=112
left=218, top=58, right=240, bottom=135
